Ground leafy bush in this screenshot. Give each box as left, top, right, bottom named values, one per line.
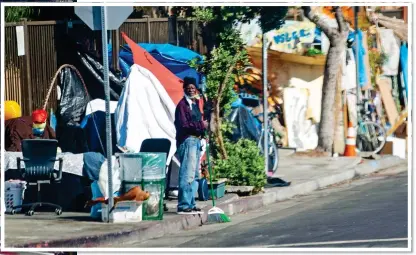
left=214, top=139, right=266, bottom=191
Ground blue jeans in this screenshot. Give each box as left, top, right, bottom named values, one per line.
left=177, top=137, right=201, bottom=211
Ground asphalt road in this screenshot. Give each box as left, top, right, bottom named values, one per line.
left=119, top=170, right=408, bottom=248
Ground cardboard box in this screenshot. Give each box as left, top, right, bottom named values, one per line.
left=101, top=201, right=143, bottom=223
left=380, top=141, right=393, bottom=155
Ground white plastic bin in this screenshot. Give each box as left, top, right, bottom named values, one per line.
left=5, top=180, right=27, bottom=213
left=101, top=201, right=143, bottom=223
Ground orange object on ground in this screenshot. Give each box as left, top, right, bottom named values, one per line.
left=4, top=100, right=22, bottom=121
left=344, top=121, right=357, bottom=157
left=85, top=186, right=150, bottom=208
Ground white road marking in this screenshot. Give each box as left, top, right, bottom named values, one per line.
left=258, top=238, right=409, bottom=247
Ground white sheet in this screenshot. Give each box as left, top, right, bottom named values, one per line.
left=342, top=49, right=358, bottom=91
left=289, top=76, right=323, bottom=123
left=283, top=88, right=318, bottom=151
left=85, top=99, right=119, bottom=116
left=378, top=28, right=400, bottom=76
left=114, top=64, right=177, bottom=166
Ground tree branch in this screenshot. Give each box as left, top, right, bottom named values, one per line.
left=334, top=6, right=348, bottom=33
left=302, top=6, right=339, bottom=38
left=213, top=53, right=241, bottom=160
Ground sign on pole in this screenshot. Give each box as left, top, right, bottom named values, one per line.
left=75, top=6, right=132, bottom=223
left=75, top=6, right=133, bottom=31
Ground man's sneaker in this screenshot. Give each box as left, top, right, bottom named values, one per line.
left=192, top=207, right=204, bottom=214
left=177, top=208, right=194, bottom=214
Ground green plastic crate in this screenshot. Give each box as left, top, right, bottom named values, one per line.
left=208, top=182, right=225, bottom=200
left=142, top=179, right=165, bottom=221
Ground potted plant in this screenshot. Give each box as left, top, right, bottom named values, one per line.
left=214, top=139, right=266, bottom=195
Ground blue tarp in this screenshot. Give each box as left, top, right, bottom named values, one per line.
left=400, top=43, right=408, bottom=97
left=80, top=111, right=118, bottom=155
left=109, top=43, right=204, bottom=89
left=348, top=30, right=368, bottom=88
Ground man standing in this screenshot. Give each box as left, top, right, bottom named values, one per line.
left=175, top=77, right=208, bottom=214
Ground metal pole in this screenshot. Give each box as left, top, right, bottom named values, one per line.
left=101, top=6, right=114, bottom=223
left=354, top=6, right=361, bottom=104
left=262, top=33, right=269, bottom=176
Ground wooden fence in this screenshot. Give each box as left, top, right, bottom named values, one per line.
left=4, top=17, right=204, bottom=116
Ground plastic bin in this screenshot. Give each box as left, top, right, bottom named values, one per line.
left=116, top=152, right=167, bottom=221
left=142, top=179, right=165, bottom=221
left=208, top=182, right=226, bottom=200
left=141, top=153, right=167, bottom=180
left=117, top=152, right=167, bottom=193
left=101, top=201, right=143, bottom=223
left=117, top=153, right=142, bottom=194
left=5, top=180, right=27, bottom=213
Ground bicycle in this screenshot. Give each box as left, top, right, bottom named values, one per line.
left=356, top=99, right=387, bottom=156
left=256, top=111, right=280, bottom=176
left=240, top=93, right=279, bottom=176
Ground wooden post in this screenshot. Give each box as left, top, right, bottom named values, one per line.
left=23, top=19, right=33, bottom=114
left=403, top=6, right=408, bottom=23
left=147, top=17, right=151, bottom=43
left=111, top=29, right=120, bottom=72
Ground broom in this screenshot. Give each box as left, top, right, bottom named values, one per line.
left=205, top=131, right=231, bottom=223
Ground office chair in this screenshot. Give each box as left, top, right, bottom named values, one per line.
left=13, top=139, right=63, bottom=216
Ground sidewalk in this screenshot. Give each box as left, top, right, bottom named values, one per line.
left=4, top=153, right=407, bottom=248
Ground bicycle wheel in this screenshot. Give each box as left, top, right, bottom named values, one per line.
left=357, top=121, right=386, bottom=155
left=258, top=132, right=279, bottom=175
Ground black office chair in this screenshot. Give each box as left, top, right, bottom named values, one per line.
left=139, top=138, right=172, bottom=212
left=13, top=139, right=63, bottom=216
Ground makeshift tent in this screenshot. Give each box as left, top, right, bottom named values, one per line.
left=121, top=33, right=184, bottom=105
left=114, top=64, right=177, bottom=165
left=80, top=99, right=119, bottom=155
left=226, top=101, right=262, bottom=143
left=111, top=43, right=204, bottom=88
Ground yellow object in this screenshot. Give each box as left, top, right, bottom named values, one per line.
left=4, top=100, right=22, bottom=121
left=251, top=68, right=261, bottom=75
left=250, top=74, right=261, bottom=81
left=239, top=77, right=245, bottom=85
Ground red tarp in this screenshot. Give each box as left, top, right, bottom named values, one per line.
left=122, top=32, right=184, bottom=105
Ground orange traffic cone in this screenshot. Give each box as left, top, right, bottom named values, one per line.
left=344, top=121, right=357, bottom=157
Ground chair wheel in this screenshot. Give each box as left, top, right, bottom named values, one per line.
left=10, top=209, right=16, bottom=215
left=26, top=210, right=34, bottom=216
left=55, top=208, right=62, bottom=215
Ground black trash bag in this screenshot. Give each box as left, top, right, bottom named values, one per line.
left=54, top=31, right=124, bottom=102
left=77, top=50, right=124, bottom=100
left=58, top=67, right=89, bottom=127
left=226, top=105, right=261, bottom=143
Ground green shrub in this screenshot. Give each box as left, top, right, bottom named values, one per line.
left=214, top=139, right=266, bottom=191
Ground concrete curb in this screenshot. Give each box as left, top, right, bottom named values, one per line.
left=14, top=156, right=406, bottom=248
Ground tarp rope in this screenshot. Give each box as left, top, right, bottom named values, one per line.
left=43, top=64, right=106, bottom=154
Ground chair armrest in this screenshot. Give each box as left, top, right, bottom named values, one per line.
left=54, top=158, right=63, bottom=182
left=17, top=157, right=22, bottom=172
left=17, top=157, right=29, bottom=172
